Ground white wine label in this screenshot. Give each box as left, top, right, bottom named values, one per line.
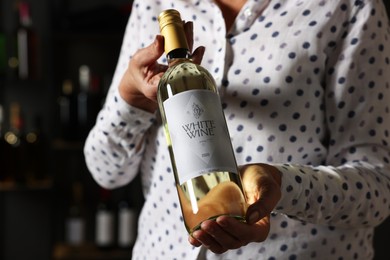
left=164, top=89, right=237, bottom=184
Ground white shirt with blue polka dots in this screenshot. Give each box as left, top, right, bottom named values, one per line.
left=84, top=0, right=390, bottom=259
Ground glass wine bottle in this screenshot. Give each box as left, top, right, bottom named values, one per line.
left=95, top=188, right=115, bottom=249
left=17, top=1, right=39, bottom=80
left=4, top=102, right=26, bottom=184
left=65, top=181, right=85, bottom=246
left=157, top=9, right=248, bottom=234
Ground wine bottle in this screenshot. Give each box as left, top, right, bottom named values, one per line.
left=58, top=79, right=78, bottom=140
left=17, top=2, right=39, bottom=80
left=157, top=9, right=248, bottom=234
left=24, top=116, right=47, bottom=182
left=4, top=102, right=26, bottom=184
left=0, top=104, right=8, bottom=183
left=117, top=200, right=137, bottom=248
left=77, top=65, right=90, bottom=139
left=95, top=188, right=115, bottom=249
left=65, top=181, right=85, bottom=246
left=77, top=65, right=101, bottom=139
left=0, top=32, right=6, bottom=77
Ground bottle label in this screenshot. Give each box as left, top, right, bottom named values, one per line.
left=164, top=89, right=237, bottom=185
left=95, top=211, right=114, bottom=246
left=118, top=208, right=137, bottom=246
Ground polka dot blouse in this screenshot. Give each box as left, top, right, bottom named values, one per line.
left=84, top=0, right=390, bottom=259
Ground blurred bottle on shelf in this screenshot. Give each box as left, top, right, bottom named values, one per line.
left=17, top=1, right=39, bottom=80
left=57, top=65, right=102, bottom=142
left=65, top=181, right=86, bottom=246
left=58, top=79, right=78, bottom=141
left=4, top=102, right=26, bottom=184
left=95, top=188, right=115, bottom=249
left=77, top=65, right=101, bottom=140
left=0, top=31, right=6, bottom=77
left=4, top=3, right=19, bottom=80
left=1, top=103, right=48, bottom=186
left=117, top=199, right=137, bottom=248
left=0, top=104, right=9, bottom=183
left=24, top=116, right=47, bottom=182
left=77, top=65, right=90, bottom=139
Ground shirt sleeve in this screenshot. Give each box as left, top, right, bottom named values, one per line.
left=274, top=0, right=390, bottom=229
left=83, top=1, right=157, bottom=189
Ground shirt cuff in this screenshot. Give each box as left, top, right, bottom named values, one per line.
left=272, top=163, right=308, bottom=216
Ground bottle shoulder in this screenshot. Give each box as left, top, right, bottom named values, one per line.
left=159, top=61, right=216, bottom=92
left=166, top=60, right=210, bottom=75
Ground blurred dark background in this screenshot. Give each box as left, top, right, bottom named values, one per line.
left=0, top=1, right=389, bottom=260
left=0, top=1, right=143, bottom=259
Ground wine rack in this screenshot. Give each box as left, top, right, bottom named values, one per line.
left=0, top=0, right=142, bottom=260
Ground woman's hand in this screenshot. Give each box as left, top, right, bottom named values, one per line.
left=118, top=34, right=166, bottom=112
left=188, top=164, right=282, bottom=254
left=118, top=22, right=205, bottom=113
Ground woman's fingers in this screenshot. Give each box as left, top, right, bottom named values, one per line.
left=131, top=35, right=167, bottom=88
left=131, top=35, right=165, bottom=68
left=119, top=23, right=205, bottom=112
left=119, top=35, right=166, bottom=112
left=183, top=21, right=205, bottom=64
left=188, top=164, right=281, bottom=253
left=184, top=21, right=194, bottom=52
left=189, top=216, right=271, bottom=254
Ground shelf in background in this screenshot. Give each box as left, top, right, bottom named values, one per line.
left=52, top=243, right=132, bottom=260
left=52, top=139, right=85, bottom=151
left=0, top=178, right=53, bottom=192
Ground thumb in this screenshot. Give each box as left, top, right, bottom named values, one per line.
left=132, top=35, right=165, bottom=67
left=240, top=164, right=282, bottom=225
left=246, top=196, right=275, bottom=225
left=191, top=46, right=205, bottom=65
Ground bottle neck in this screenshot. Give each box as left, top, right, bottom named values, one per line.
left=158, top=10, right=191, bottom=65
left=166, top=48, right=191, bottom=66
left=19, top=3, right=32, bottom=27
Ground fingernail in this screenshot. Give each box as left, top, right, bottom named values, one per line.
left=248, top=211, right=260, bottom=224
left=216, top=217, right=228, bottom=227
left=192, top=230, right=201, bottom=239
